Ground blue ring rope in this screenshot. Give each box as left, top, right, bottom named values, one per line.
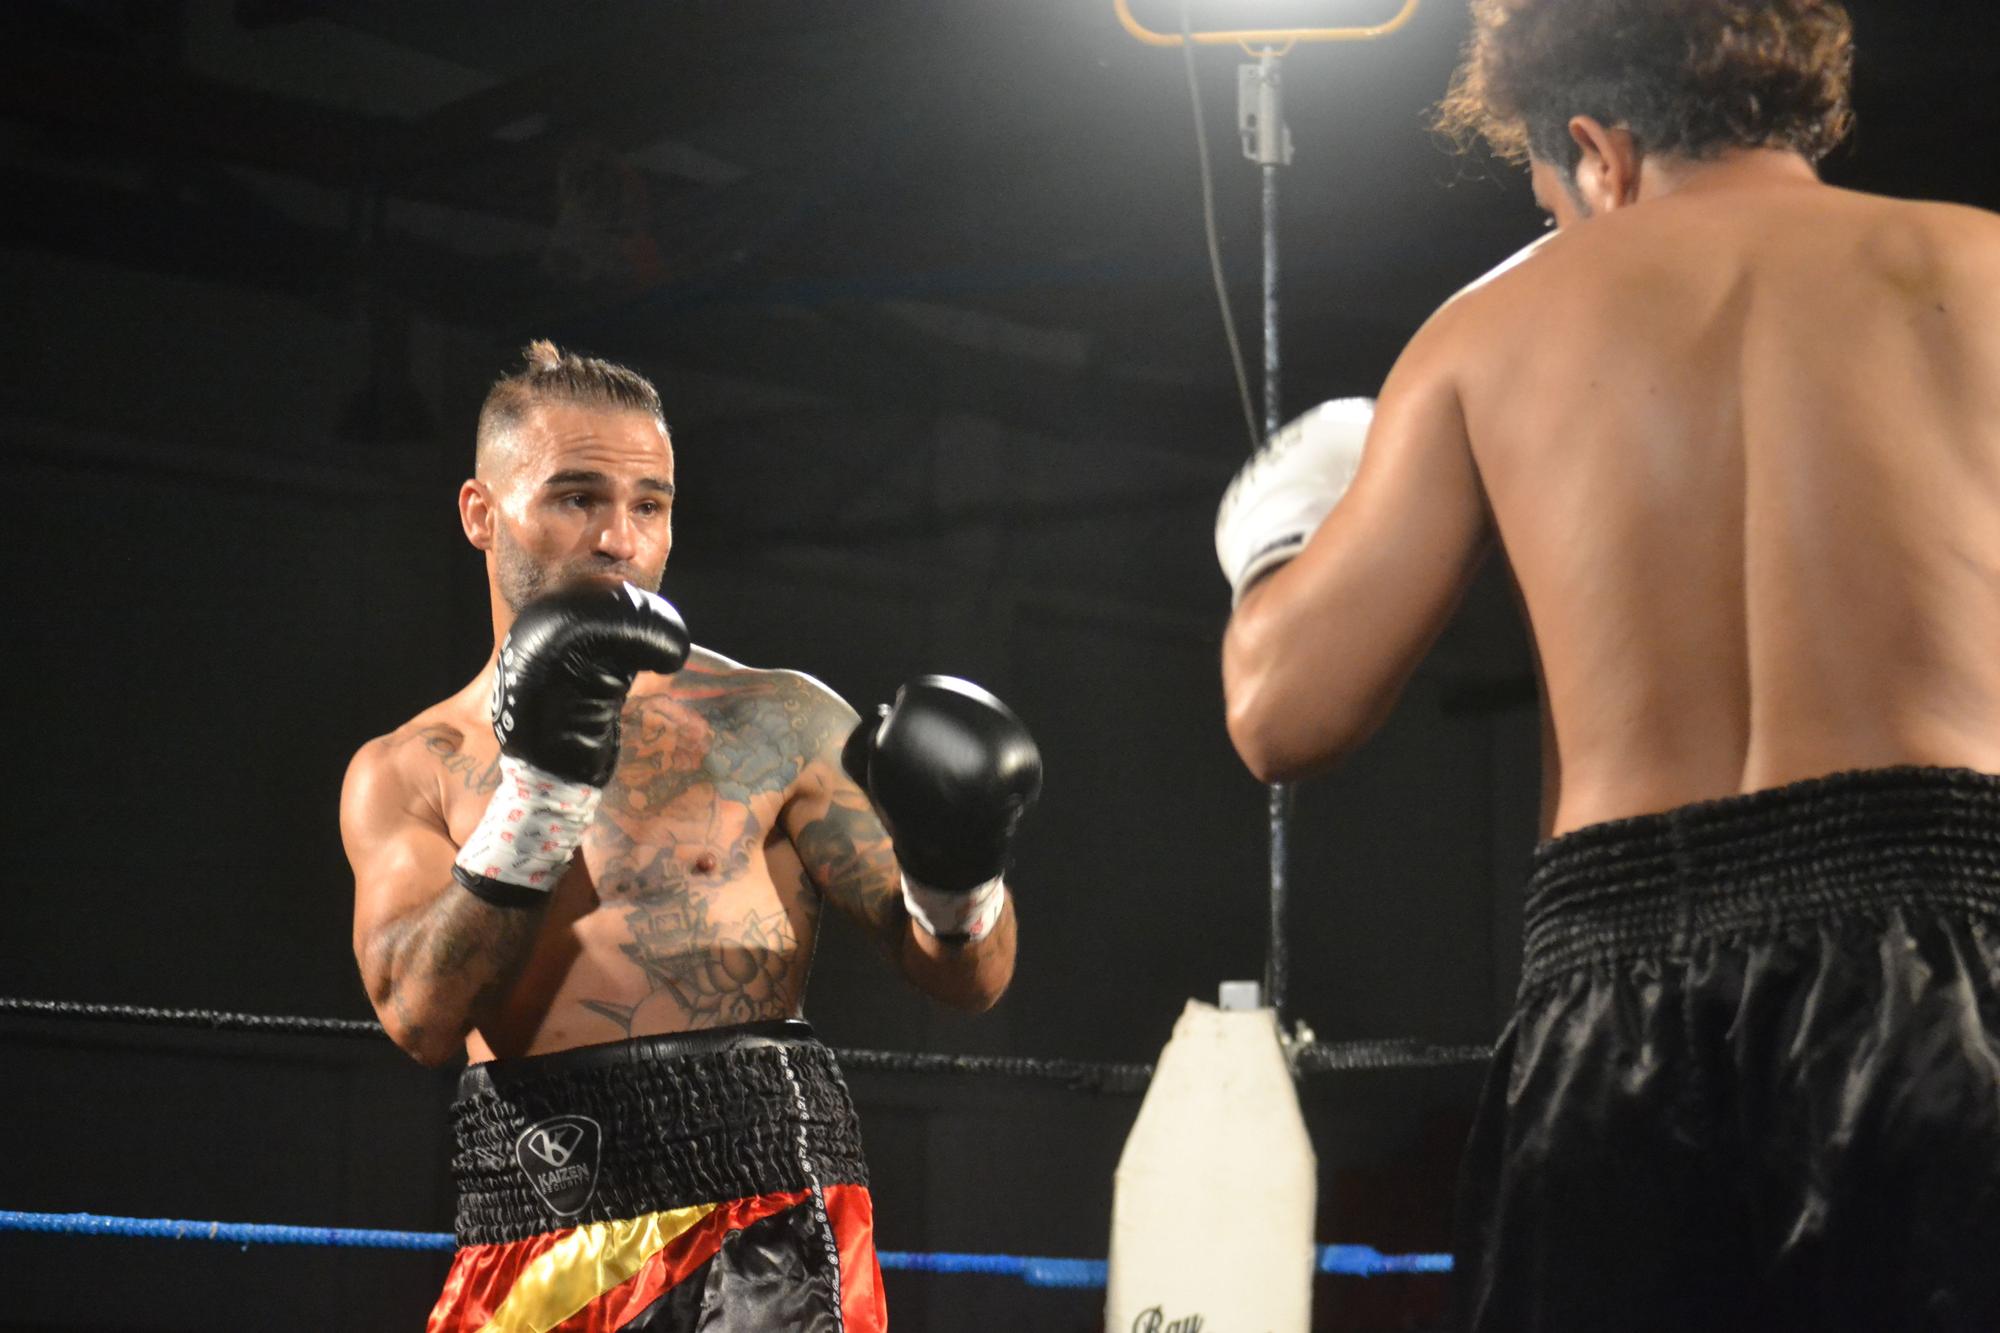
left=0, top=1210, right=1449, bottom=1284
left=0, top=1210, right=452, bottom=1252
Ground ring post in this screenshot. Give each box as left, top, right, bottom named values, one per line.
left=1106, top=991, right=1318, bottom=1330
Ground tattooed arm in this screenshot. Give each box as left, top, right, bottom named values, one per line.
left=780, top=679, right=1017, bottom=1012
left=340, top=732, right=544, bottom=1066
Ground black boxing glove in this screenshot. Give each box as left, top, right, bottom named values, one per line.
left=453, top=582, right=690, bottom=907
left=490, top=581, right=691, bottom=785
left=842, top=675, right=1042, bottom=941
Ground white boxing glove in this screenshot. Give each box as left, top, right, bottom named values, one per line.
left=1214, top=397, right=1374, bottom=605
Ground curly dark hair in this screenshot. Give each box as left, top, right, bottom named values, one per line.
left=1435, top=0, right=1854, bottom=171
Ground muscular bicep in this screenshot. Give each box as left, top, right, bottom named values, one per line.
left=1224, top=324, right=1492, bottom=779
left=339, top=744, right=459, bottom=990
left=1290, top=337, right=1491, bottom=645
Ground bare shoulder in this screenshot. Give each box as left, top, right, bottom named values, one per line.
left=666, top=647, right=853, bottom=713
left=1453, top=232, right=1563, bottom=304
left=1886, top=194, right=2000, bottom=264
left=1376, top=236, right=1557, bottom=398
left=1421, top=234, right=1561, bottom=343
left=1848, top=189, right=2000, bottom=234
left=651, top=647, right=860, bottom=765
left=340, top=700, right=477, bottom=830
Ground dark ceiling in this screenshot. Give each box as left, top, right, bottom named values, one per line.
left=5, top=0, right=1997, bottom=483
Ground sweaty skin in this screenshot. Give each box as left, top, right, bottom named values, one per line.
left=341, top=402, right=1015, bottom=1066
left=1224, top=142, right=2000, bottom=836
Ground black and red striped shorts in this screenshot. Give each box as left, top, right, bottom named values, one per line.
left=428, top=1020, right=885, bottom=1332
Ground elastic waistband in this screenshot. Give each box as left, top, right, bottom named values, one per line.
left=450, top=1021, right=867, bottom=1246
left=458, top=1019, right=819, bottom=1098
left=1521, top=766, right=2000, bottom=991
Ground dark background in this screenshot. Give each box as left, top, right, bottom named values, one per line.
left=2, top=1, right=1995, bottom=1328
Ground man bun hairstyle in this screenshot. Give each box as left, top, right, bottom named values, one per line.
left=475, top=340, right=666, bottom=478
left=1435, top=0, right=1855, bottom=172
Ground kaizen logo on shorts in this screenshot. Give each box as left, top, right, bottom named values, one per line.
left=522, top=1122, right=584, bottom=1167
left=515, top=1115, right=602, bottom=1218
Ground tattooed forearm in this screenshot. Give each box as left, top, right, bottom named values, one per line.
left=368, top=883, right=543, bottom=1064
left=793, top=795, right=904, bottom=944
left=793, top=771, right=1017, bottom=1008
left=895, top=886, right=1017, bottom=1012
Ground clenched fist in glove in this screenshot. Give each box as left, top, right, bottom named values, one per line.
left=1214, top=397, right=1374, bottom=605
left=842, top=676, right=1042, bottom=943
left=454, top=582, right=690, bottom=907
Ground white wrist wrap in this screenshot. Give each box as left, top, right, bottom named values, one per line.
left=902, top=873, right=1006, bottom=943
left=454, top=755, right=603, bottom=892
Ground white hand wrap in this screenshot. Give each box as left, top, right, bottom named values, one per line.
left=902, top=873, right=1006, bottom=943
left=453, top=755, right=603, bottom=900
left=1214, top=396, right=1374, bottom=605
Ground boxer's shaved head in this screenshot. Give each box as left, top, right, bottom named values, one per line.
left=475, top=340, right=668, bottom=485
left=1436, top=0, right=1854, bottom=175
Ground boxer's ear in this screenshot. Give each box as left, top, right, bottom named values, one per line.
left=460, top=479, right=496, bottom=550
left=1567, top=116, right=1641, bottom=215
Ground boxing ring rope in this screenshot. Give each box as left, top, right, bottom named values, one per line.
left=0, top=995, right=1491, bottom=1081
left=1, top=994, right=1482, bottom=1285
left=0, top=1212, right=1449, bottom=1284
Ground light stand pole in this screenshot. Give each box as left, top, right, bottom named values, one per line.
left=1114, top=0, right=1423, bottom=1033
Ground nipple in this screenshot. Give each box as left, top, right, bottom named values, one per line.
left=693, top=851, right=719, bottom=875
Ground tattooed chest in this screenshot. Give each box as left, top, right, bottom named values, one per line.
left=582, top=691, right=803, bottom=901
left=568, top=691, right=823, bottom=1034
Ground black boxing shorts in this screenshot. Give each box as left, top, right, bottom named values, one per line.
left=1455, top=767, right=2000, bottom=1333
left=428, top=1020, right=885, bottom=1332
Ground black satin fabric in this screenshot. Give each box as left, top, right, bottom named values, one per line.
left=1456, top=768, right=2000, bottom=1333
left=627, top=1197, right=845, bottom=1332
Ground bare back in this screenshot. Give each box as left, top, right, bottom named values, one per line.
left=1460, top=183, right=2000, bottom=832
